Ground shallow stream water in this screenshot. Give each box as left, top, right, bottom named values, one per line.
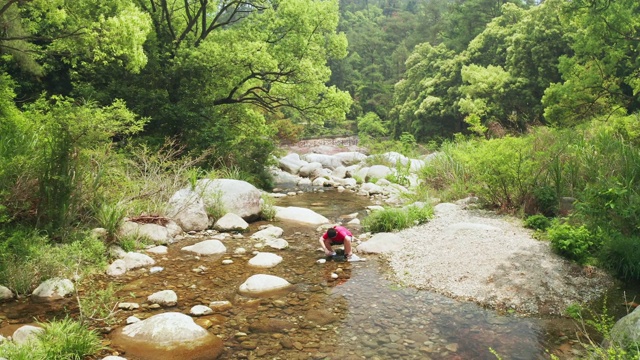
left=0, top=189, right=637, bottom=359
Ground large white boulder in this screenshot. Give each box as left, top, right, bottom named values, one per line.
left=334, top=151, right=367, bottom=166
left=166, top=188, right=209, bottom=232
left=301, top=153, right=343, bottom=169
left=357, top=233, right=404, bottom=254
left=32, top=278, right=74, bottom=299
left=278, top=153, right=308, bottom=174
left=274, top=206, right=330, bottom=226
left=213, top=213, right=249, bottom=232
left=239, top=274, right=291, bottom=296
left=111, top=312, right=223, bottom=359
left=196, top=179, right=262, bottom=220
left=181, top=239, right=226, bottom=256
left=248, top=252, right=283, bottom=268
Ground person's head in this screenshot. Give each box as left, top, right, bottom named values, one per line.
left=327, top=228, right=337, bottom=239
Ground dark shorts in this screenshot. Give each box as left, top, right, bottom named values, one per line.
left=330, top=240, right=344, bottom=245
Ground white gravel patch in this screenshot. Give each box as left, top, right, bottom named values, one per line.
left=389, top=203, right=614, bottom=315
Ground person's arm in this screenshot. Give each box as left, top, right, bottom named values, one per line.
left=319, top=235, right=333, bottom=255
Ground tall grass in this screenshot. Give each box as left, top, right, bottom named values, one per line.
left=0, top=317, right=103, bottom=360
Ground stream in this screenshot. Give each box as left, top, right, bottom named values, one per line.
left=0, top=188, right=636, bottom=359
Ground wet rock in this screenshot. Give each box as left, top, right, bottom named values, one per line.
left=110, top=312, right=223, bottom=360
left=32, top=278, right=74, bottom=299
left=118, top=302, right=140, bottom=310
left=147, top=290, right=178, bottom=307
left=213, top=213, right=249, bottom=232
left=250, top=226, right=284, bottom=241
left=0, top=286, right=14, bottom=301
left=248, top=253, right=283, bottom=268
left=238, top=274, right=292, bottom=296
left=209, top=301, right=233, bottom=312
left=107, top=259, right=127, bottom=277
left=249, top=318, right=296, bottom=333
left=149, top=266, right=164, bottom=274
left=123, top=252, right=155, bottom=270
left=181, top=240, right=226, bottom=256
left=12, top=325, right=44, bottom=344
left=305, top=309, right=339, bottom=326
left=264, top=238, right=289, bottom=250
left=146, top=245, right=168, bottom=254
left=274, top=206, right=330, bottom=225
left=191, top=305, right=213, bottom=316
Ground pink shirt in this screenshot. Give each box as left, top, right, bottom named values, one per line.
left=322, top=226, right=352, bottom=243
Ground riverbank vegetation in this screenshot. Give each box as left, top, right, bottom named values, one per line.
left=1, top=0, right=639, bottom=357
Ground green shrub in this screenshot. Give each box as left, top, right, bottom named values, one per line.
left=547, top=221, right=595, bottom=264
left=363, top=204, right=433, bottom=233
left=363, top=208, right=410, bottom=233
left=92, top=202, right=126, bottom=243
left=599, top=233, right=640, bottom=280
left=0, top=317, right=103, bottom=360
left=0, top=231, right=106, bottom=294
left=524, top=214, right=551, bottom=231
left=260, top=193, right=277, bottom=221
left=406, top=204, right=434, bottom=225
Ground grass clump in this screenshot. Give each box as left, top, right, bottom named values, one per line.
left=0, top=317, right=103, bottom=360
left=363, top=203, right=433, bottom=233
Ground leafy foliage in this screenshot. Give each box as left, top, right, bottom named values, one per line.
left=547, top=221, right=595, bottom=265
left=362, top=204, right=433, bottom=233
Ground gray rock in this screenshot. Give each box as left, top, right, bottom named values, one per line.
left=181, top=239, right=226, bottom=255
left=248, top=252, right=283, bottom=268
left=274, top=206, right=330, bottom=226
left=12, top=325, right=44, bottom=345
left=239, top=274, right=292, bottom=295
left=147, top=290, right=178, bottom=307
left=196, top=178, right=262, bottom=221
left=32, top=278, right=74, bottom=299
left=357, top=233, right=404, bottom=254
left=166, top=188, right=209, bottom=232
left=110, top=312, right=223, bottom=360
left=213, top=213, right=249, bottom=232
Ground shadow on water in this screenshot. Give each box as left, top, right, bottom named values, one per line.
left=0, top=188, right=637, bottom=359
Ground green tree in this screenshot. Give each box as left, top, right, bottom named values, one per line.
left=390, top=43, right=465, bottom=141
left=543, top=0, right=640, bottom=125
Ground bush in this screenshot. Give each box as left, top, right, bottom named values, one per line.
left=363, top=204, right=433, bottom=233
left=0, top=230, right=106, bottom=294
left=524, top=214, right=551, bottom=231
left=547, top=221, right=595, bottom=264
left=0, top=317, right=103, bottom=360
left=599, top=233, right=640, bottom=280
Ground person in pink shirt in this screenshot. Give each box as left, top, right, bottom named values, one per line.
left=319, top=225, right=354, bottom=260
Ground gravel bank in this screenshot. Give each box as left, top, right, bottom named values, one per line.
left=388, top=202, right=615, bottom=316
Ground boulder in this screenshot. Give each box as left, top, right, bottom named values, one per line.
left=32, top=278, right=74, bottom=299
left=248, top=253, right=283, bottom=268
left=110, top=312, right=223, bottom=360
left=334, top=151, right=367, bottom=166
left=196, top=179, right=262, bottom=221
left=213, top=213, right=249, bottom=232
left=357, top=233, right=404, bottom=254
left=300, top=153, right=342, bottom=169
left=239, top=274, right=292, bottom=296
left=274, top=206, right=330, bottom=226
left=181, top=240, right=226, bottom=256
left=166, top=188, right=209, bottom=232
left=0, top=286, right=13, bottom=301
